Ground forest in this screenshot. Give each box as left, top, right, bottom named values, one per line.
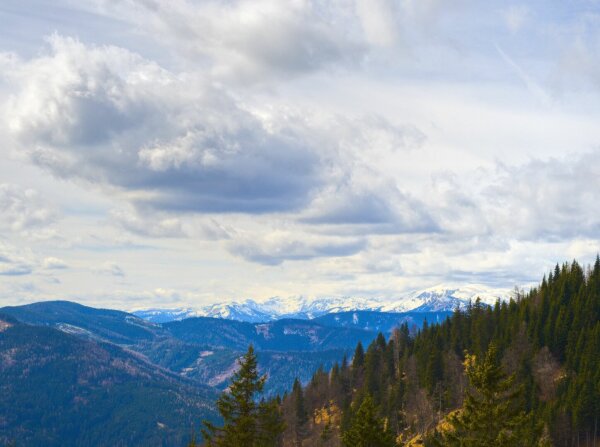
left=200, top=258, right=600, bottom=446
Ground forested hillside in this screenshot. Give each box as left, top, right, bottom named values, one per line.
left=0, top=302, right=378, bottom=396
left=0, top=314, right=218, bottom=447
left=279, top=259, right=600, bottom=446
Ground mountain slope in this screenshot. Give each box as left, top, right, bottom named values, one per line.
left=134, top=284, right=509, bottom=323
left=163, top=317, right=377, bottom=351
left=313, top=310, right=452, bottom=334
left=0, top=314, right=217, bottom=447
left=0, top=301, right=384, bottom=400
left=1, top=300, right=162, bottom=344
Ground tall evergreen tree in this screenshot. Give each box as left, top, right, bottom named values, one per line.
left=202, top=345, right=284, bottom=446
left=435, top=343, right=547, bottom=447
left=353, top=342, right=365, bottom=369
left=292, top=378, right=308, bottom=446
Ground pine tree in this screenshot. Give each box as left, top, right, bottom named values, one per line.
left=353, top=342, right=365, bottom=369
left=202, top=345, right=284, bottom=446
left=292, top=378, right=307, bottom=446
left=352, top=341, right=365, bottom=388
left=436, top=343, right=546, bottom=447
left=341, top=395, right=395, bottom=447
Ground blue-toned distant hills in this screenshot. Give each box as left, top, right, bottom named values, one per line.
left=0, top=311, right=217, bottom=447
left=0, top=297, right=470, bottom=446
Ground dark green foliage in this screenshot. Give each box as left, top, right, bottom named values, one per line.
left=0, top=317, right=218, bottom=447
left=341, top=395, right=395, bottom=447
left=292, top=378, right=308, bottom=445
left=436, top=343, right=545, bottom=446
left=202, top=345, right=285, bottom=446
left=353, top=341, right=365, bottom=368
left=0, top=300, right=439, bottom=446
left=257, top=398, right=286, bottom=446
left=282, top=257, right=600, bottom=446
left=352, top=341, right=365, bottom=387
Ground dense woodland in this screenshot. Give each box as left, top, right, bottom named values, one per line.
left=202, top=258, right=600, bottom=446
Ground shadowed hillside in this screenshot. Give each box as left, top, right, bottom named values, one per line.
left=0, top=314, right=217, bottom=447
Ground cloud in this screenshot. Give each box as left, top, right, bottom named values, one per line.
left=355, top=0, right=400, bottom=47
left=481, top=151, right=600, bottom=241
left=5, top=35, right=168, bottom=148
left=3, top=36, right=427, bottom=227
left=110, top=207, right=187, bottom=238
left=0, top=243, right=34, bottom=276
left=96, top=261, right=125, bottom=277
left=3, top=36, right=325, bottom=214
left=554, top=22, right=600, bottom=93
left=3, top=1, right=600, bottom=307
left=92, top=0, right=366, bottom=81
left=42, top=257, right=68, bottom=270
left=229, top=231, right=366, bottom=265
left=301, top=185, right=439, bottom=235
left=110, top=206, right=233, bottom=240
left=0, top=184, right=57, bottom=233
left=424, top=149, right=600, bottom=245
left=0, top=264, right=33, bottom=276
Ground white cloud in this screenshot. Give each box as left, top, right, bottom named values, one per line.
left=6, top=35, right=171, bottom=148
left=2, top=35, right=429, bottom=226
left=0, top=184, right=57, bottom=233
left=355, top=0, right=400, bottom=47
left=42, top=257, right=68, bottom=269
left=0, top=242, right=34, bottom=276
left=110, top=207, right=187, bottom=238
left=1, top=1, right=600, bottom=307
left=229, top=230, right=366, bottom=265
left=3, top=36, right=327, bottom=214
left=96, top=261, right=125, bottom=277
left=92, top=0, right=366, bottom=81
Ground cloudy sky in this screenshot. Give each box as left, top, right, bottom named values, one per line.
left=1, top=0, right=600, bottom=310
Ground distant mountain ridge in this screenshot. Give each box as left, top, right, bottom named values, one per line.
left=134, top=284, right=509, bottom=323
left=0, top=295, right=492, bottom=444
left=0, top=301, right=394, bottom=397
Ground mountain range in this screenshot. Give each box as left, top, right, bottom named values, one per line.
left=134, top=284, right=509, bottom=323
left=0, top=285, right=507, bottom=445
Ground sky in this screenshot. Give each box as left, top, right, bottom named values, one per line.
left=1, top=0, right=600, bottom=310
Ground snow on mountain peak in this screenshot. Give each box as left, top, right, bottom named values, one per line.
left=133, top=284, right=511, bottom=323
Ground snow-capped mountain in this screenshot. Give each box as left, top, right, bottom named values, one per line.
left=133, top=284, right=510, bottom=323
left=379, top=284, right=508, bottom=313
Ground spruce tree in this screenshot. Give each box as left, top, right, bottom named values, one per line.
left=341, top=395, right=395, bottom=447
left=353, top=342, right=365, bottom=369
left=292, top=378, right=307, bottom=446
left=436, top=343, right=546, bottom=447
left=202, top=345, right=284, bottom=446
left=352, top=341, right=365, bottom=387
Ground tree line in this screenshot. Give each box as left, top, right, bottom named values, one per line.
left=192, top=257, right=600, bottom=446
